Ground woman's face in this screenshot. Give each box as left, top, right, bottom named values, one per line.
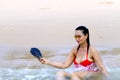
left=74, top=30, right=88, bottom=44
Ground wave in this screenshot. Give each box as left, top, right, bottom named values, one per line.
left=0, top=68, right=120, bottom=80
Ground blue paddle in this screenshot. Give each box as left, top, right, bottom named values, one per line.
left=30, top=47, right=42, bottom=59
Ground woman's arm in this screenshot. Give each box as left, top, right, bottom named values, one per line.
left=39, top=47, right=76, bottom=69
left=91, top=47, right=109, bottom=76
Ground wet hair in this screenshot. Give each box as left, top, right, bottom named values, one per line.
left=75, top=26, right=90, bottom=52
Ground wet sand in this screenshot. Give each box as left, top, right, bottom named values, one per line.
left=0, top=46, right=120, bottom=69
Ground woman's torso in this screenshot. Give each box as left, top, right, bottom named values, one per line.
left=73, top=46, right=99, bottom=72
left=74, top=46, right=94, bottom=64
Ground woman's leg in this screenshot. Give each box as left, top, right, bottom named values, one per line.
left=70, top=71, right=89, bottom=80
left=56, top=71, right=69, bottom=80
left=70, top=72, right=81, bottom=80
left=74, top=71, right=104, bottom=80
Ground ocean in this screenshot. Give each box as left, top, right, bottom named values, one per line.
left=0, top=46, right=120, bottom=80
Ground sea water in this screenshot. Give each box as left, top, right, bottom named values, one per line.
left=0, top=46, right=120, bottom=80
left=0, top=68, right=120, bottom=80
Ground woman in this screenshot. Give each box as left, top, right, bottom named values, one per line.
left=39, top=26, right=108, bottom=80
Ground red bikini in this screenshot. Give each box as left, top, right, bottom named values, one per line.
left=73, top=49, right=100, bottom=72
left=74, top=53, right=93, bottom=67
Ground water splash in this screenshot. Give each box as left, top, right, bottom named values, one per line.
left=0, top=68, right=120, bottom=80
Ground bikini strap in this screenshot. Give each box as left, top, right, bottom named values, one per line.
left=86, top=53, right=88, bottom=59
left=86, top=46, right=89, bottom=59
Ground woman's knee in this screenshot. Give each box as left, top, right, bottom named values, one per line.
left=56, top=71, right=69, bottom=80
left=70, top=72, right=76, bottom=76
left=70, top=72, right=81, bottom=80
left=57, top=71, right=67, bottom=76
left=70, top=71, right=87, bottom=79
left=56, top=71, right=69, bottom=78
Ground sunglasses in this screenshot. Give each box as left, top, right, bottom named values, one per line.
left=74, top=35, right=82, bottom=38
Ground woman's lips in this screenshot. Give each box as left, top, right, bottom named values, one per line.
left=77, top=41, right=80, bottom=43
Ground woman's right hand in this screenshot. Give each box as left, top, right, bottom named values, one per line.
left=39, top=58, right=49, bottom=65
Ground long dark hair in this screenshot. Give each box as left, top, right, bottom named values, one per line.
left=75, top=26, right=90, bottom=52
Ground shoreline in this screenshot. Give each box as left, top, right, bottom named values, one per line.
left=0, top=45, right=120, bottom=69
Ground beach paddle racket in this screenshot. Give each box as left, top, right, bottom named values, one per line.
left=30, top=47, right=42, bottom=59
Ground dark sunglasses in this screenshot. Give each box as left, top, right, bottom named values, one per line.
left=74, top=35, right=81, bottom=38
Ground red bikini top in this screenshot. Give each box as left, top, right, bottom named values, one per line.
left=74, top=50, right=93, bottom=67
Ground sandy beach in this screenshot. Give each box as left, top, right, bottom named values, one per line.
left=0, top=0, right=120, bottom=47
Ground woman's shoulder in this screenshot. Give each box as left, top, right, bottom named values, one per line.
left=89, top=46, right=98, bottom=54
